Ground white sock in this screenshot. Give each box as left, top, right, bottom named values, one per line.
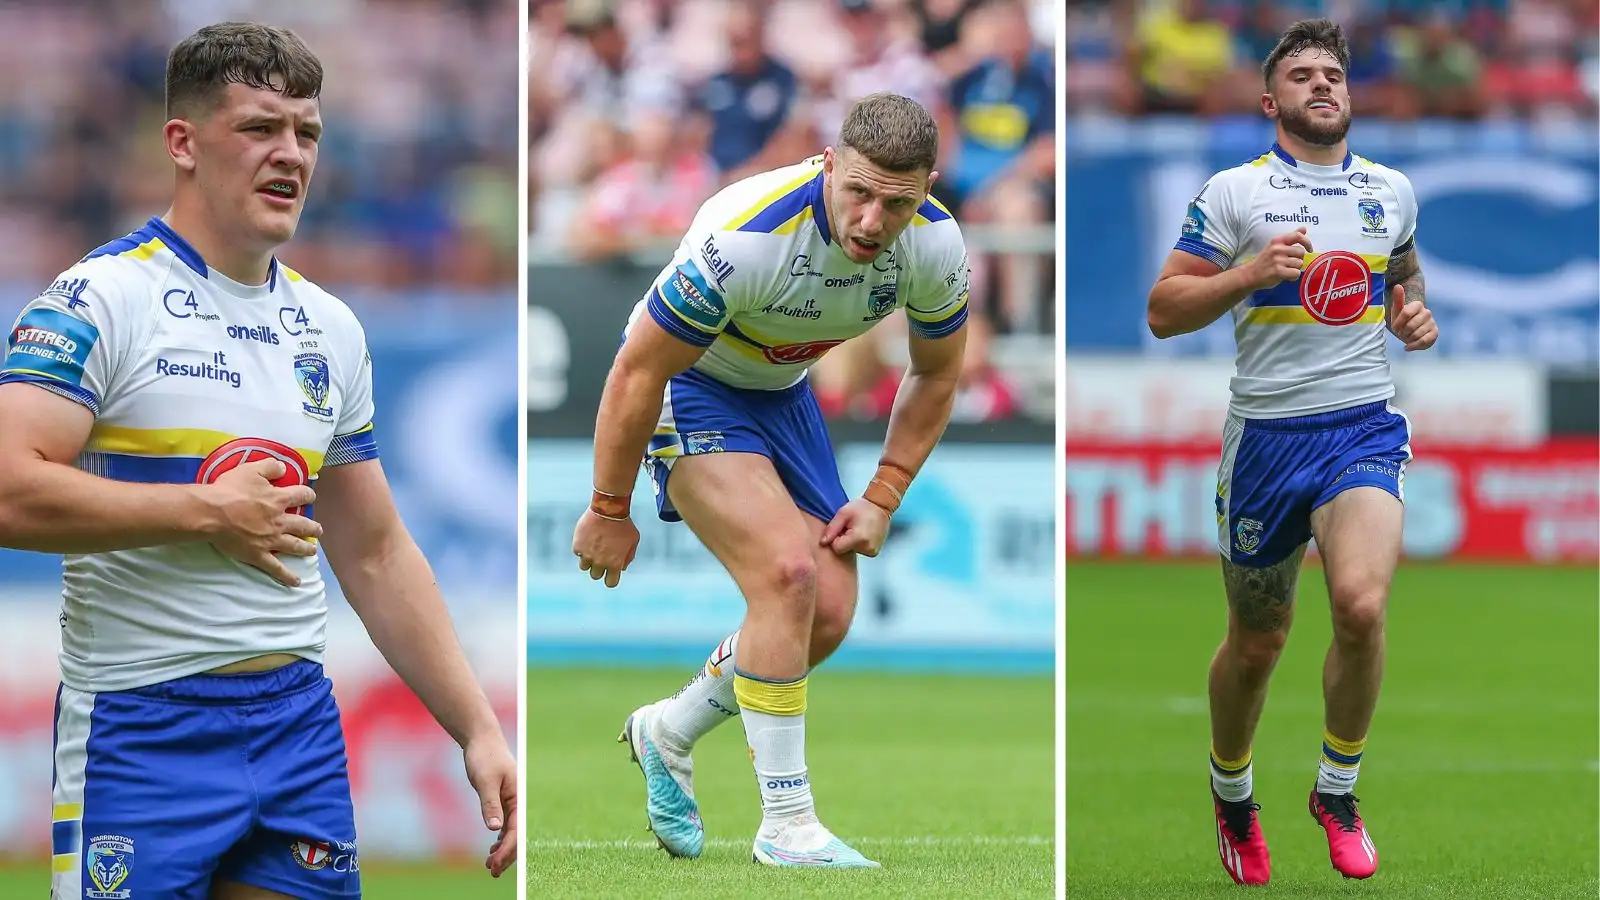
left=742, top=706, right=814, bottom=824
left=1316, top=730, right=1365, bottom=795
left=1211, top=750, right=1253, bottom=803
left=656, top=632, right=739, bottom=751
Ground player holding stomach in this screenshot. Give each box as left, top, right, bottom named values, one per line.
left=1145, top=19, right=1438, bottom=887
left=571, top=93, right=970, bottom=868
left=0, top=24, right=516, bottom=899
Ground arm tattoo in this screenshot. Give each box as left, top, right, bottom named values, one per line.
left=1385, top=242, right=1425, bottom=320
left=1220, top=546, right=1305, bottom=633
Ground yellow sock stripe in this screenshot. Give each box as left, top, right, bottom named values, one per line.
left=1323, top=730, right=1367, bottom=757
left=733, top=672, right=807, bottom=716
left=1210, top=748, right=1251, bottom=773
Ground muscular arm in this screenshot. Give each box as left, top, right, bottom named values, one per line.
left=0, top=384, right=222, bottom=552
left=591, top=316, right=707, bottom=498
left=881, top=324, right=968, bottom=476
left=1147, top=250, right=1258, bottom=339
left=316, top=458, right=501, bottom=749
left=1384, top=240, right=1425, bottom=324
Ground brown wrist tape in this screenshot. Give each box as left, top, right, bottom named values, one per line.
left=862, top=462, right=914, bottom=515
left=590, top=489, right=631, bottom=521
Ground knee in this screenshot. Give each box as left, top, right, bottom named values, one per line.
left=1330, top=586, right=1387, bottom=647
left=764, top=556, right=818, bottom=617
left=1228, top=628, right=1289, bottom=675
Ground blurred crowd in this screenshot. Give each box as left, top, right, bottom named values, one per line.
left=0, top=0, right=519, bottom=292
left=1065, top=0, right=1600, bottom=119
left=530, top=0, right=1058, bottom=423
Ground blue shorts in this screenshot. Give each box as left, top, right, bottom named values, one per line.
left=644, top=368, right=849, bottom=524
left=1216, top=401, right=1412, bottom=567
left=51, top=660, right=360, bottom=900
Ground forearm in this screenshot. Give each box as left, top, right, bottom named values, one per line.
left=1147, top=265, right=1257, bottom=338
left=1386, top=260, right=1426, bottom=323
left=0, top=457, right=217, bottom=553
left=591, top=362, right=668, bottom=500
left=879, top=365, right=960, bottom=478
left=341, top=534, right=501, bottom=749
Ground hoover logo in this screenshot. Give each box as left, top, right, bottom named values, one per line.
left=1300, top=251, right=1373, bottom=325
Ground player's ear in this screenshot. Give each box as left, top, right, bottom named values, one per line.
left=822, top=147, right=835, bottom=174
left=1260, top=91, right=1277, bottom=119
left=164, top=119, right=199, bottom=173
left=926, top=169, right=940, bottom=192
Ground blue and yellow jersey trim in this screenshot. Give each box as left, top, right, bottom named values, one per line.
left=326, top=422, right=379, bottom=466
left=82, top=217, right=296, bottom=293
left=648, top=258, right=729, bottom=348
left=1239, top=252, right=1388, bottom=326
left=82, top=426, right=327, bottom=483
left=725, top=167, right=831, bottom=243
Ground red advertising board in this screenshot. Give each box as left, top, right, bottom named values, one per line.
left=1066, top=439, right=1598, bottom=562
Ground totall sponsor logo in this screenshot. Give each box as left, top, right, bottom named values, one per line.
left=1300, top=250, right=1371, bottom=325
left=762, top=339, right=844, bottom=365
left=197, top=438, right=310, bottom=516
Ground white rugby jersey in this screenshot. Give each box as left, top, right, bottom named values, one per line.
left=0, top=217, right=379, bottom=692
left=1175, top=144, right=1419, bottom=418
left=626, top=155, right=971, bottom=391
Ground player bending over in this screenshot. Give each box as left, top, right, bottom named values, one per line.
left=0, top=24, right=516, bottom=899
left=571, top=92, right=970, bottom=869
left=1145, top=18, right=1437, bottom=887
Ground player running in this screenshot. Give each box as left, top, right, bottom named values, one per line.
left=0, top=24, right=516, bottom=899
left=1145, top=19, right=1437, bottom=887
left=570, top=92, right=970, bottom=868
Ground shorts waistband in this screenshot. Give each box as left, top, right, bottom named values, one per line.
left=677, top=366, right=812, bottom=402
left=119, top=658, right=324, bottom=703
left=1240, top=401, right=1390, bottom=433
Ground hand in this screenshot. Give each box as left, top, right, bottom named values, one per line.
left=1244, top=227, right=1314, bottom=290
left=205, top=458, right=320, bottom=586
left=1387, top=284, right=1437, bottom=351
left=572, top=509, right=640, bottom=588
left=819, top=498, right=892, bottom=558
left=463, top=729, right=518, bottom=878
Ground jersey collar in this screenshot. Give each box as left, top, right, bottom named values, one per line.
left=146, top=217, right=286, bottom=293
left=1270, top=142, right=1354, bottom=171
left=806, top=170, right=833, bottom=246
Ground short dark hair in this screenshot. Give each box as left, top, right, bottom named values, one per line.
left=838, top=92, right=940, bottom=174
left=166, top=22, right=323, bottom=120
left=1261, top=18, right=1350, bottom=88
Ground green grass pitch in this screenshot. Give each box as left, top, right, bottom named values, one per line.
left=1067, top=559, right=1599, bottom=899
left=527, top=667, right=1054, bottom=898
left=0, top=862, right=512, bottom=897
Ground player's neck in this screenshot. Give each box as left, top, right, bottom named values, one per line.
left=161, top=204, right=275, bottom=287
left=1274, top=131, right=1348, bottom=168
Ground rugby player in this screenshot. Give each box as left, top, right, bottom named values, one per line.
left=0, top=24, right=516, bottom=899
left=571, top=92, right=970, bottom=868
left=1146, top=19, right=1437, bottom=885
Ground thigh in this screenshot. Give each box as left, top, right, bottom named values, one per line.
left=215, top=677, right=359, bottom=900
left=1309, top=406, right=1411, bottom=603
left=1221, top=544, right=1308, bottom=634
left=1310, top=486, right=1403, bottom=606
left=54, top=686, right=253, bottom=900
left=666, top=450, right=816, bottom=592
left=804, top=512, right=859, bottom=624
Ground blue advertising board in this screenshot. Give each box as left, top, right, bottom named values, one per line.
left=527, top=440, right=1055, bottom=673
left=1065, top=119, right=1600, bottom=366
left=0, top=290, right=519, bottom=604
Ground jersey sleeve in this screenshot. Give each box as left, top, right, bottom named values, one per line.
left=904, top=217, right=971, bottom=340
left=324, top=321, right=379, bottom=467
left=1174, top=172, right=1242, bottom=269
left=0, top=267, right=130, bottom=415
left=1389, top=169, right=1419, bottom=253
left=643, top=221, right=747, bottom=348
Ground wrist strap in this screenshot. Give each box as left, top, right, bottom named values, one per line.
left=590, top=488, right=631, bottom=522
left=862, top=461, right=914, bottom=516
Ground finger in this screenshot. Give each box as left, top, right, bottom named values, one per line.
left=274, top=536, right=319, bottom=558
left=1391, top=283, right=1405, bottom=306
left=250, top=555, right=301, bottom=587
left=605, top=566, right=622, bottom=588
left=577, top=554, right=592, bottom=572
left=278, top=485, right=317, bottom=510
left=831, top=530, right=864, bottom=556
left=282, top=514, right=323, bottom=540
left=589, top=563, right=606, bottom=581
left=479, top=777, right=505, bottom=832
left=819, top=514, right=847, bottom=546
left=249, top=457, right=287, bottom=480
